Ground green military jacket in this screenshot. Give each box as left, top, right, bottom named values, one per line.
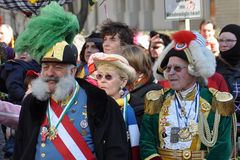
left=140, top=87, right=235, bottom=160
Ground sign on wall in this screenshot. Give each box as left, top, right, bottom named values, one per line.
left=164, top=0, right=202, bottom=20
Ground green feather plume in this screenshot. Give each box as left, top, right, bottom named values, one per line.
left=14, top=2, right=79, bottom=63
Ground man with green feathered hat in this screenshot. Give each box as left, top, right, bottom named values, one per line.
left=13, top=2, right=129, bottom=160
left=140, top=30, right=236, bottom=160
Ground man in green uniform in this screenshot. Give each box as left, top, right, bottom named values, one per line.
left=140, top=30, right=236, bottom=160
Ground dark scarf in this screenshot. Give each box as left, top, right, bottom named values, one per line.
left=219, top=24, right=240, bottom=66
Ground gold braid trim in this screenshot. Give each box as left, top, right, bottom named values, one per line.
left=232, top=113, right=237, bottom=159
left=144, top=89, right=170, bottom=115
left=198, top=109, right=220, bottom=147
left=158, top=95, right=172, bottom=148
left=184, top=48, right=194, bottom=64
left=209, top=88, right=235, bottom=116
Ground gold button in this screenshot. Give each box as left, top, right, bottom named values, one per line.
left=183, top=150, right=191, bottom=159
left=41, top=143, right=46, bottom=147
left=41, top=153, right=46, bottom=158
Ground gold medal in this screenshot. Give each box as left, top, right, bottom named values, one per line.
left=48, top=126, right=58, bottom=141
left=178, top=127, right=191, bottom=142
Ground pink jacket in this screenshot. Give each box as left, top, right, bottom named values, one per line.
left=0, top=100, right=21, bottom=129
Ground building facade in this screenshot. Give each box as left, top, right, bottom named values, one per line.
left=0, top=0, right=239, bottom=36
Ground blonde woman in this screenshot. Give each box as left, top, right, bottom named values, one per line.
left=91, top=53, right=140, bottom=160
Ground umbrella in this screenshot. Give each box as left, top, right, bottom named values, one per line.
left=0, top=0, right=72, bottom=16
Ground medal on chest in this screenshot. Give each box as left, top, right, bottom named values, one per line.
left=40, top=83, right=80, bottom=142
left=170, top=127, right=180, bottom=143
left=48, top=126, right=58, bottom=140
left=178, top=127, right=192, bottom=142
left=169, top=88, right=200, bottom=143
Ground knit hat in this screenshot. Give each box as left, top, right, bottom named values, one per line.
left=14, top=2, right=79, bottom=65
left=80, top=32, right=103, bottom=63
left=90, top=52, right=136, bottom=83
left=153, top=30, right=216, bottom=83
left=219, top=24, right=240, bottom=65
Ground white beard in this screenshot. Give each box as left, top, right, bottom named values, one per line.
left=31, top=74, right=76, bottom=101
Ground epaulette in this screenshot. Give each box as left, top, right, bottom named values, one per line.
left=209, top=88, right=235, bottom=116
left=144, top=88, right=170, bottom=115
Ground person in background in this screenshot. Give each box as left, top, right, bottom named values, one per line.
left=0, top=42, right=15, bottom=64
left=149, top=31, right=171, bottom=63
left=13, top=3, right=129, bottom=160
left=100, top=20, right=134, bottom=54
left=140, top=30, right=236, bottom=160
left=199, top=19, right=219, bottom=56
left=23, top=70, right=40, bottom=97
left=121, top=45, right=162, bottom=127
left=0, top=51, right=40, bottom=104
left=0, top=70, right=39, bottom=130
left=0, top=42, right=15, bottom=99
left=0, top=51, right=40, bottom=159
left=92, top=53, right=140, bottom=160
left=216, top=24, right=240, bottom=138
left=0, top=100, right=20, bottom=129
left=76, top=32, right=103, bottom=79
left=0, top=24, right=14, bottom=48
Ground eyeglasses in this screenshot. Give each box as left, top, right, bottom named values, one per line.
left=165, top=65, right=187, bottom=73
left=96, top=73, right=113, bottom=81
left=218, top=39, right=237, bottom=44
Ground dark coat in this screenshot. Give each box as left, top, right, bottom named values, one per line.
left=216, top=57, right=240, bottom=122
left=129, top=76, right=162, bottom=127
left=13, top=79, right=129, bottom=160
left=0, top=59, right=40, bottom=104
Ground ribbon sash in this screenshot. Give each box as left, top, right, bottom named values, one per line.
left=49, top=98, right=95, bottom=160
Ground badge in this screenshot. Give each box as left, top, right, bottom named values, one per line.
left=80, top=120, right=88, bottom=128
left=170, top=127, right=180, bottom=143
left=175, top=43, right=187, bottom=50
left=41, top=126, right=49, bottom=142
left=48, top=126, right=58, bottom=141
left=178, top=127, right=191, bottom=142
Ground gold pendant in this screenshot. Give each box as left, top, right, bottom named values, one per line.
left=178, top=127, right=191, bottom=142
left=48, top=126, right=58, bottom=141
